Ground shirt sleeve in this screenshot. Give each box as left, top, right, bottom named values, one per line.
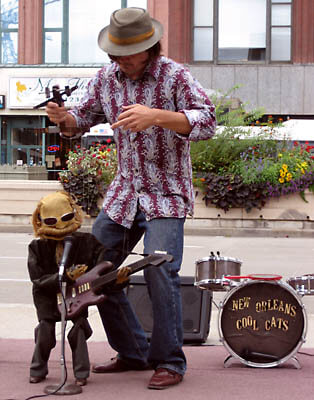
left=69, top=68, right=107, bottom=129
left=175, top=68, right=216, bottom=142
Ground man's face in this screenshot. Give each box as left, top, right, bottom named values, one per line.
left=114, top=51, right=149, bottom=80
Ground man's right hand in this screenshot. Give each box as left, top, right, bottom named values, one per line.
left=45, top=101, right=78, bottom=137
left=45, top=101, right=69, bottom=125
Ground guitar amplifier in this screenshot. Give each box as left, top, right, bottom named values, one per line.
left=125, top=275, right=212, bottom=344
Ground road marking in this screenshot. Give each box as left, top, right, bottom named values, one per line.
left=0, top=256, right=27, bottom=259
left=0, top=278, right=30, bottom=282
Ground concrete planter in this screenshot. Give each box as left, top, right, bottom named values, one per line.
left=0, top=180, right=312, bottom=236
left=0, top=165, right=48, bottom=180
left=185, top=189, right=314, bottom=236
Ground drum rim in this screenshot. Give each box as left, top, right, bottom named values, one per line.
left=218, top=279, right=308, bottom=368
left=196, top=256, right=242, bottom=264
left=288, top=275, right=314, bottom=282
left=287, top=275, right=314, bottom=296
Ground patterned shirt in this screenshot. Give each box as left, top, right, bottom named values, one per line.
left=70, top=56, right=216, bottom=228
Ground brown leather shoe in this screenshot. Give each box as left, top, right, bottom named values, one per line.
left=148, top=368, right=183, bottom=390
left=75, top=378, right=87, bottom=386
left=29, top=376, right=46, bottom=384
left=92, top=357, right=149, bottom=373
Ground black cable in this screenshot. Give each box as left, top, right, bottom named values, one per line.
left=297, top=350, right=314, bottom=357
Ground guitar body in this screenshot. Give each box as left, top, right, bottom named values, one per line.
left=58, top=253, right=173, bottom=319
left=57, top=261, right=113, bottom=320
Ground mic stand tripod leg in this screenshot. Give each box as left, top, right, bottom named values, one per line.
left=44, top=280, right=82, bottom=395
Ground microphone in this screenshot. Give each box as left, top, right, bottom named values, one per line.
left=59, top=235, right=74, bottom=281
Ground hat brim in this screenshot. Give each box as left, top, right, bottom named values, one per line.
left=98, top=18, right=163, bottom=56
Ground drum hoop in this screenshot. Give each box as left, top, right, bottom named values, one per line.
left=288, top=275, right=314, bottom=282
left=218, top=279, right=308, bottom=368
left=196, top=256, right=242, bottom=264
left=226, top=274, right=282, bottom=281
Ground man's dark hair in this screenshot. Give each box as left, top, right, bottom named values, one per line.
left=109, top=41, right=161, bottom=62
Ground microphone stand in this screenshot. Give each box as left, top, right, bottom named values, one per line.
left=44, top=275, right=82, bottom=395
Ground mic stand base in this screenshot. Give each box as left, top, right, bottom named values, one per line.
left=44, top=383, right=82, bottom=395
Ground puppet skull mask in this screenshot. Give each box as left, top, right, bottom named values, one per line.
left=32, top=191, right=83, bottom=240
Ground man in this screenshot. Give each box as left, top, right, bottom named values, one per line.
left=46, top=7, right=216, bottom=390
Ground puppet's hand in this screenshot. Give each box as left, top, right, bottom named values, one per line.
left=116, top=266, right=131, bottom=284
left=66, top=264, right=88, bottom=281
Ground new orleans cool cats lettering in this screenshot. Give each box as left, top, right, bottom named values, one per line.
left=231, top=296, right=297, bottom=332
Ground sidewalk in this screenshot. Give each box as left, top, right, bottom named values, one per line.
left=2, top=233, right=314, bottom=399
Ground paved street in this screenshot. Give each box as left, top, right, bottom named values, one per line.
left=1, top=232, right=314, bottom=347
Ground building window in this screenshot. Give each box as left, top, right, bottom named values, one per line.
left=44, top=0, right=147, bottom=65
left=271, top=0, right=291, bottom=61
left=0, top=0, right=18, bottom=64
left=193, top=0, right=292, bottom=63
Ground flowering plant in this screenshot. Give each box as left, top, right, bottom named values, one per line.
left=192, top=133, right=314, bottom=212
left=191, top=89, right=314, bottom=212
left=59, top=140, right=117, bottom=216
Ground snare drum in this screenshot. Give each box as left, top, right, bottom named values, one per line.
left=195, top=256, right=242, bottom=291
left=218, top=279, right=307, bottom=368
left=287, top=275, right=314, bottom=296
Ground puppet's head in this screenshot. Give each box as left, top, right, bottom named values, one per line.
left=32, top=191, right=84, bottom=240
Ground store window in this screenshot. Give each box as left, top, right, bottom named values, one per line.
left=193, top=0, right=292, bottom=63
left=44, top=0, right=147, bottom=64
left=0, top=0, right=18, bottom=64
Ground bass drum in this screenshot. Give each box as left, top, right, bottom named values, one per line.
left=218, top=279, right=307, bottom=368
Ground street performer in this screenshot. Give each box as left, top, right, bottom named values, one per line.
left=45, top=7, right=216, bottom=390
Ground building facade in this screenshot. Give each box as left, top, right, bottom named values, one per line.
left=0, top=0, right=313, bottom=178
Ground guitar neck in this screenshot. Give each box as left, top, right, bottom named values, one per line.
left=91, top=254, right=170, bottom=292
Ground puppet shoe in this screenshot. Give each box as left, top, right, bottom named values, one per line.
left=29, top=376, right=46, bottom=384
left=75, top=377, right=87, bottom=386
left=148, top=368, right=183, bottom=390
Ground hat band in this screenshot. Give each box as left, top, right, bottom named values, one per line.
left=109, top=27, right=155, bottom=46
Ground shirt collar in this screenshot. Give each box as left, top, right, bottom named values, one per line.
left=112, top=56, right=161, bottom=83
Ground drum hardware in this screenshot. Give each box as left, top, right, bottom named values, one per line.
left=218, top=279, right=307, bottom=369
left=225, top=274, right=282, bottom=282
left=287, top=274, right=314, bottom=296
left=194, top=253, right=242, bottom=292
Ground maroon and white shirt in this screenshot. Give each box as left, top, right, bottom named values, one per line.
left=70, top=56, right=216, bottom=228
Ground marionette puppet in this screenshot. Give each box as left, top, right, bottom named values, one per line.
left=27, top=191, right=129, bottom=387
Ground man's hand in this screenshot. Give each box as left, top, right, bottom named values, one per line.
left=45, top=101, right=78, bottom=137
left=111, top=104, right=157, bottom=132
left=46, top=101, right=69, bottom=125
left=111, top=103, right=192, bottom=135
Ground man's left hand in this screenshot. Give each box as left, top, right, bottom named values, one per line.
left=111, top=104, right=157, bottom=132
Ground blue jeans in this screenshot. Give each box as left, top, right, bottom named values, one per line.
left=92, top=208, right=187, bottom=375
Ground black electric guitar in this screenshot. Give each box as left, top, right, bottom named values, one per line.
left=57, top=253, right=173, bottom=319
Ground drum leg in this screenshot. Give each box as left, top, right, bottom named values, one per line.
left=223, top=355, right=240, bottom=368
left=223, top=354, right=302, bottom=369
left=286, top=356, right=301, bottom=370
left=212, top=299, right=220, bottom=310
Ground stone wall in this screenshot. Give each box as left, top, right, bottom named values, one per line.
left=0, top=180, right=313, bottom=237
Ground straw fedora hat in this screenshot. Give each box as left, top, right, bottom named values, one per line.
left=98, top=7, right=164, bottom=56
